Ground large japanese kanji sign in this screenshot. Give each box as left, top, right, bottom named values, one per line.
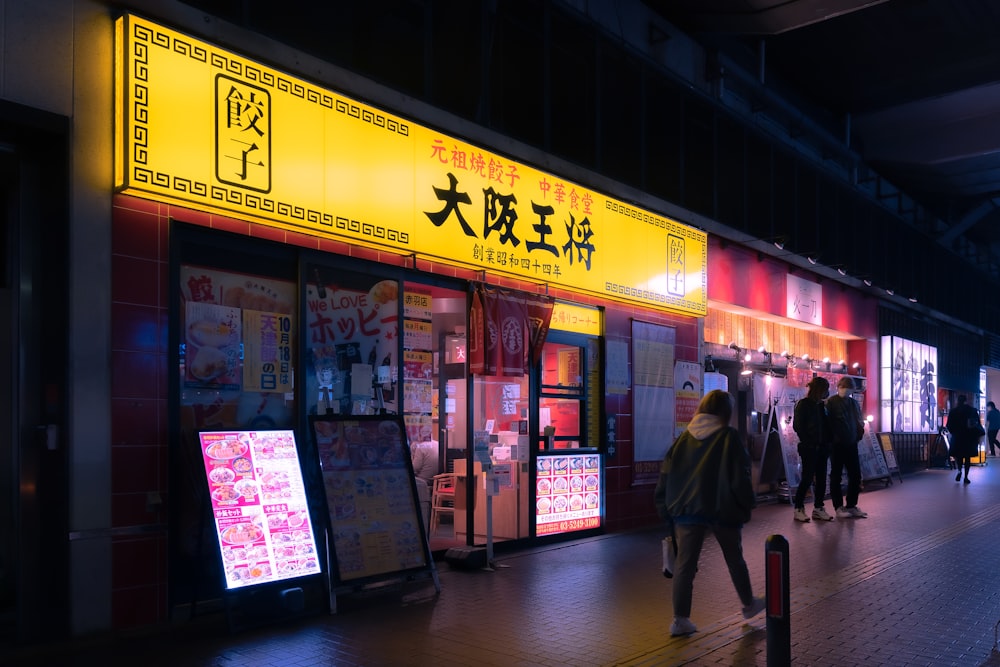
left=116, top=14, right=707, bottom=316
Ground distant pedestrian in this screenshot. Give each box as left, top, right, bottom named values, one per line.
left=653, top=389, right=765, bottom=637
left=985, top=401, right=1000, bottom=457
left=826, top=377, right=868, bottom=518
left=947, top=395, right=982, bottom=483
left=792, top=377, right=834, bottom=522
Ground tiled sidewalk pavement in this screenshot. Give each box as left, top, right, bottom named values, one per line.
left=6, top=464, right=1000, bottom=666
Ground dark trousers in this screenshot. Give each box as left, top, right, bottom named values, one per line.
left=830, top=441, right=861, bottom=509
left=793, top=443, right=830, bottom=509
left=672, top=522, right=754, bottom=618
left=988, top=429, right=1000, bottom=456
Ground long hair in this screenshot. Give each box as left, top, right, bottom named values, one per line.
left=695, top=389, right=734, bottom=424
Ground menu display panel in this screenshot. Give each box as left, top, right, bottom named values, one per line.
left=313, top=415, right=430, bottom=583
left=535, top=453, right=603, bottom=536
left=199, top=430, right=320, bottom=589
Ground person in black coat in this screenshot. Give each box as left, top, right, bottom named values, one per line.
left=826, top=377, right=868, bottom=518
left=947, top=394, right=982, bottom=483
left=792, top=376, right=833, bottom=522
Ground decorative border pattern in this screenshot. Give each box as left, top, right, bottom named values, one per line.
left=126, top=18, right=410, bottom=246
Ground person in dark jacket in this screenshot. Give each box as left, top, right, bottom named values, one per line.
left=947, top=394, right=982, bottom=483
left=792, top=376, right=833, bottom=522
left=653, top=389, right=765, bottom=637
left=826, top=376, right=868, bottom=518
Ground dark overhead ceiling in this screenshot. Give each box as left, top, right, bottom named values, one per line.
left=643, top=0, right=1000, bottom=278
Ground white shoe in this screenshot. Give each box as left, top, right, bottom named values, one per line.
left=670, top=617, right=697, bottom=636
left=835, top=506, right=852, bottom=519
left=793, top=507, right=810, bottom=522
left=846, top=506, right=868, bottom=518
left=811, top=507, right=834, bottom=521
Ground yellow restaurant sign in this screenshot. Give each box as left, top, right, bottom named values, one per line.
left=115, top=14, right=707, bottom=316
left=550, top=302, right=601, bottom=336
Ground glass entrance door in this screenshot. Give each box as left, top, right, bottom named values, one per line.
left=534, top=334, right=604, bottom=538
left=538, top=340, right=588, bottom=450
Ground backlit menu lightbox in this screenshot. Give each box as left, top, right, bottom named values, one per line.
left=199, top=430, right=319, bottom=589
left=535, top=453, right=602, bottom=536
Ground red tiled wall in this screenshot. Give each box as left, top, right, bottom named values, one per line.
left=110, top=195, right=170, bottom=628
left=601, top=304, right=699, bottom=533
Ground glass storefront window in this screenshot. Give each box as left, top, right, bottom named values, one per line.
left=463, top=374, right=530, bottom=543
left=305, top=267, right=399, bottom=417
left=179, top=264, right=297, bottom=434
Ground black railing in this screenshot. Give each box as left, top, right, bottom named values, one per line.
left=887, top=432, right=936, bottom=472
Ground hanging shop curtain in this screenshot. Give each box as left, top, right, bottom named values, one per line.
left=469, top=284, right=554, bottom=377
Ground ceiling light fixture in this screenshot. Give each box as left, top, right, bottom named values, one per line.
left=807, top=255, right=819, bottom=265
left=863, top=278, right=873, bottom=287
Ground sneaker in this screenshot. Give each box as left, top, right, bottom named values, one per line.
left=811, top=507, right=834, bottom=521
left=835, top=506, right=852, bottom=519
left=742, top=596, right=766, bottom=619
left=846, top=506, right=868, bottom=518
left=793, top=507, right=810, bottom=522
left=670, top=617, right=698, bottom=636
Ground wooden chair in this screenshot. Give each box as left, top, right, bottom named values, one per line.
left=430, top=473, right=455, bottom=534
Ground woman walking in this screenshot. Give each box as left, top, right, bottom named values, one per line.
left=653, top=389, right=765, bottom=637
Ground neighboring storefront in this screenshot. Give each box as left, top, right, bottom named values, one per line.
left=876, top=307, right=984, bottom=468
left=701, top=239, right=878, bottom=493
left=702, top=239, right=989, bottom=483
left=112, top=14, right=707, bottom=625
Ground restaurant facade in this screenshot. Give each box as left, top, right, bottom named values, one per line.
left=2, top=0, right=994, bottom=648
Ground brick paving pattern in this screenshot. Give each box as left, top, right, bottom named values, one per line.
left=6, top=464, right=1000, bottom=666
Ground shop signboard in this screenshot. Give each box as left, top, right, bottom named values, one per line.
left=549, top=302, right=601, bottom=336
left=116, top=14, right=707, bottom=316
left=771, top=404, right=803, bottom=491
left=535, top=453, right=602, bottom=536
left=859, top=423, right=891, bottom=482
left=312, top=415, right=432, bottom=584
left=198, top=430, right=320, bottom=589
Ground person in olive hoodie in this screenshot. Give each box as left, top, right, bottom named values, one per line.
left=654, top=389, right=765, bottom=637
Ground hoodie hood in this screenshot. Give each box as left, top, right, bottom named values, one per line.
left=686, top=413, right=726, bottom=440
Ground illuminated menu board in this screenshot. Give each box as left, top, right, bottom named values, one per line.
left=535, top=454, right=602, bottom=536
left=313, top=416, right=429, bottom=583
left=199, top=430, right=319, bottom=589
